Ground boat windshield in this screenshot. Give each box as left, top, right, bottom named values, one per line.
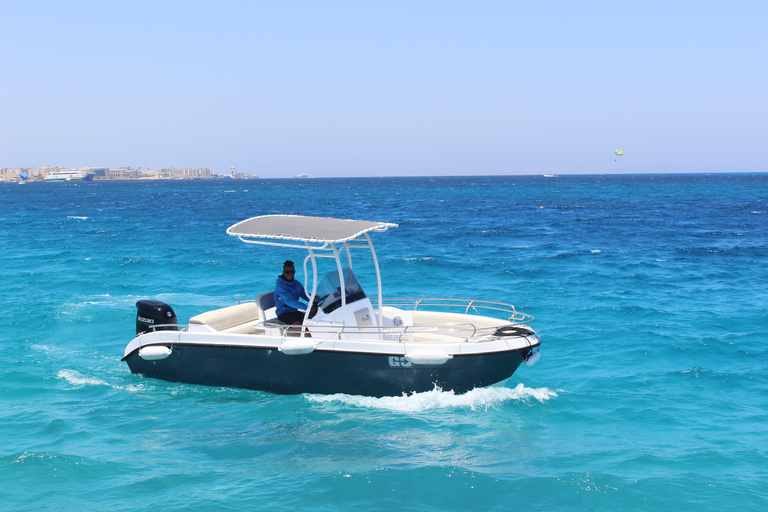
left=315, top=268, right=367, bottom=314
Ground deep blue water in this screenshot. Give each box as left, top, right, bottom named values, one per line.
left=1, top=174, right=767, bottom=511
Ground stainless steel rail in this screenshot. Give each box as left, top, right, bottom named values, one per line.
left=381, top=297, right=534, bottom=323
left=262, top=321, right=534, bottom=343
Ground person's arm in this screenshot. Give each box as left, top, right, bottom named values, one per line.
left=275, top=279, right=308, bottom=311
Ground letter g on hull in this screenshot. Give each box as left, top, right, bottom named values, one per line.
left=388, top=356, right=412, bottom=368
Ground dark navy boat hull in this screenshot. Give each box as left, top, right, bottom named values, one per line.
left=123, top=344, right=531, bottom=397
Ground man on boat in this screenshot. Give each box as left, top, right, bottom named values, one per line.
left=274, top=260, right=317, bottom=333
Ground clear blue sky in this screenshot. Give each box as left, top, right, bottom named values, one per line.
left=1, top=0, right=766, bottom=176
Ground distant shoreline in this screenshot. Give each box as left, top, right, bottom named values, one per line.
left=3, top=171, right=766, bottom=185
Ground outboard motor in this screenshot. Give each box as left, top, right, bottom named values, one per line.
left=136, top=299, right=178, bottom=335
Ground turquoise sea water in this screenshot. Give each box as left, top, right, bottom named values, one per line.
left=1, top=174, right=766, bottom=511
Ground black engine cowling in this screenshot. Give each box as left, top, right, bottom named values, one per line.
left=136, top=299, right=178, bottom=335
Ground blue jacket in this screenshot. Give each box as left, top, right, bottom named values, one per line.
left=274, top=275, right=310, bottom=315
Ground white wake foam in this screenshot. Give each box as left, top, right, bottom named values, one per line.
left=305, top=383, right=557, bottom=412
left=57, top=369, right=108, bottom=387
left=56, top=369, right=146, bottom=392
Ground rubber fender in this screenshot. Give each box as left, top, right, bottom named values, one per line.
left=279, top=339, right=316, bottom=355
left=139, top=346, right=172, bottom=360
left=405, top=350, right=453, bottom=365
left=524, top=351, right=541, bottom=366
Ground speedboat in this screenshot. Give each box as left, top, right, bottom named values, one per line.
left=122, top=215, right=542, bottom=396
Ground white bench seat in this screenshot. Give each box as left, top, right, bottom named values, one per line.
left=189, top=302, right=264, bottom=334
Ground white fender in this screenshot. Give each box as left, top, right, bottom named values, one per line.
left=524, top=351, right=541, bottom=366
left=405, top=350, right=453, bottom=365
left=279, top=339, right=316, bottom=355
left=139, top=346, right=172, bottom=360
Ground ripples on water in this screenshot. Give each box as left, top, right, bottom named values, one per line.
left=1, top=174, right=767, bottom=511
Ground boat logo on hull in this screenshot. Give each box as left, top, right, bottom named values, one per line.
left=388, top=356, right=412, bottom=368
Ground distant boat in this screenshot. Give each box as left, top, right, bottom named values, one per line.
left=44, top=170, right=95, bottom=182
left=295, top=173, right=313, bottom=179
left=543, top=174, right=557, bottom=178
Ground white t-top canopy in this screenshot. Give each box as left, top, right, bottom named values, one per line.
left=226, top=215, right=398, bottom=244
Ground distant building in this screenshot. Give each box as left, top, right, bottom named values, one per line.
left=0, top=168, right=22, bottom=182
left=229, top=166, right=257, bottom=179
left=107, top=168, right=136, bottom=179
left=183, top=167, right=212, bottom=178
